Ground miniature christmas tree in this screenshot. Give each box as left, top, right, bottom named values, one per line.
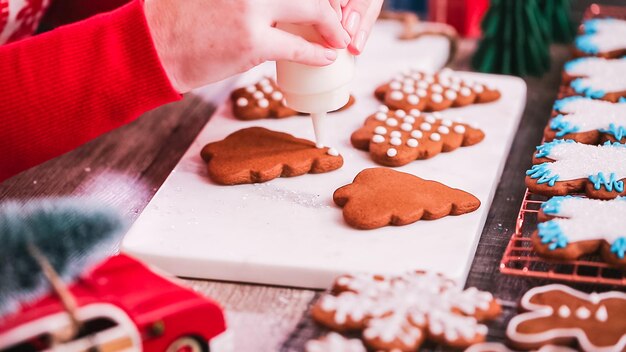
left=472, top=0, right=551, bottom=76
left=0, top=199, right=125, bottom=316
left=538, top=0, right=576, bottom=43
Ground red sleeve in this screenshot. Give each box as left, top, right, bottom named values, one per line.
left=0, top=0, right=182, bottom=182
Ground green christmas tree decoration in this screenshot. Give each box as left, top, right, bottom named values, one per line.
left=538, top=0, right=576, bottom=43
left=472, top=0, right=551, bottom=76
left=0, top=198, right=125, bottom=316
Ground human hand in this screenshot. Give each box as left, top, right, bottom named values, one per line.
left=144, top=0, right=351, bottom=93
left=340, top=0, right=384, bottom=54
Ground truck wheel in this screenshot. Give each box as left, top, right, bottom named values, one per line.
left=166, top=336, right=206, bottom=352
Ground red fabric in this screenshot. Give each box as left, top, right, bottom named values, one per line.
left=0, top=0, right=181, bottom=182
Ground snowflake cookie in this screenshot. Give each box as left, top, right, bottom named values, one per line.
left=350, top=106, right=485, bottom=167
left=526, top=140, right=626, bottom=199
left=230, top=77, right=355, bottom=120
left=374, top=68, right=501, bottom=112
left=562, top=57, right=626, bottom=102
left=333, top=168, right=481, bottom=229
left=545, top=96, right=626, bottom=144
left=532, top=196, right=626, bottom=268
left=575, top=18, right=626, bottom=58
left=507, top=284, right=626, bottom=352
left=305, top=333, right=366, bottom=352
left=311, top=271, right=501, bottom=351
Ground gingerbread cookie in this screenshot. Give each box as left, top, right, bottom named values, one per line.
left=544, top=97, right=626, bottom=144
left=200, top=127, right=343, bottom=185
left=507, top=284, right=626, bottom=352
left=465, top=342, right=578, bottom=352
left=575, top=18, right=626, bottom=59
left=305, top=333, right=367, bottom=352
left=562, top=57, right=626, bottom=102
left=526, top=140, right=626, bottom=199
left=350, top=106, right=485, bottom=167
left=333, top=168, right=481, bottom=229
left=230, top=77, right=355, bottom=120
left=374, top=68, right=501, bottom=112
left=532, top=196, right=626, bottom=268
left=311, top=271, right=501, bottom=351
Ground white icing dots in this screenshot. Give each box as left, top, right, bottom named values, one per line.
left=417, top=89, right=428, bottom=98
left=430, top=133, right=441, bottom=141
left=236, top=97, right=248, bottom=107
left=558, top=305, right=571, bottom=318
left=418, top=81, right=429, bottom=89
left=395, top=110, right=407, bottom=118
left=390, top=137, right=402, bottom=146
left=372, top=135, right=385, bottom=143
left=386, top=118, right=399, bottom=127
left=390, top=81, right=402, bottom=90
left=403, top=85, right=415, bottom=94
left=420, top=122, right=432, bottom=131
left=253, top=91, right=264, bottom=99
left=390, top=131, right=402, bottom=138
left=460, top=87, right=472, bottom=97
left=576, top=307, right=591, bottom=319
left=375, top=112, right=388, bottom=121
left=401, top=123, right=412, bottom=132
left=438, top=126, right=450, bottom=135
left=259, top=78, right=271, bottom=86
left=327, top=148, right=339, bottom=156
left=271, top=91, right=283, bottom=101
left=245, top=85, right=257, bottom=93
left=411, top=130, right=423, bottom=139
left=409, top=109, right=421, bottom=117
left=374, top=126, right=388, bottom=135
left=473, top=84, right=484, bottom=93
left=379, top=105, right=389, bottom=113
left=262, top=85, right=273, bottom=94
left=407, top=139, right=419, bottom=148
left=403, top=116, right=416, bottom=124
left=257, top=99, right=270, bottom=108
left=431, top=94, right=443, bottom=103
left=454, top=125, right=466, bottom=134
left=441, top=119, right=453, bottom=127
left=445, top=90, right=457, bottom=100
left=595, top=305, right=608, bottom=322
left=431, top=84, right=443, bottom=93
left=424, top=75, right=435, bottom=84
left=387, top=148, right=398, bottom=157
left=425, top=115, right=437, bottom=124
left=390, top=91, right=404, bottom=101
left=407, top=95, right=420, bottom=105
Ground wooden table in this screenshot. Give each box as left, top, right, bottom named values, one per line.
left=2, top=1, right=625, bottom=350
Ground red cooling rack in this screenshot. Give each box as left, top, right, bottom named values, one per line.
left=499, top=189, right=626, bottom=286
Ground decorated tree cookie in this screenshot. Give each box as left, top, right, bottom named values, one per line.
left=333, top=168, right=481, bottom=230
left=350, top=106, right=485, bottom=167
left=526, top=140, right=626, bottom=199
left=575, top=18, right=626, bottom=58
left=305, top=332, right=366, bottom=352
left=200, top=127, right=343, bottom=185
left=507, top=284, right=626, bottom=352
left=545, top=97, right=626, bottom=144
left=230, top=77, right=355, bottom=120
left=374, top=68, right=500, bottom=112
left=532, top=196, right=626, bottom=268
left=563, top=57, right=626, bottom=102
left=311, top=271, right=501, bottom=351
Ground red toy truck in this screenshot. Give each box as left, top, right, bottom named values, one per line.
left=0, top=254, right=229, bottom=352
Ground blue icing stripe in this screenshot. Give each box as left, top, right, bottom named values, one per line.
left=534, top=139, right=574, bottom=158
left=575, top=34, right=599, bottom=54
left=527, top=163, right=560, bottom=186
left=599, top=123, right=626, bottom=141
left=550, top=114, right=580, bottom=137
left=603, top=140, right=626, bottom=148
left=582, top=18, right=605, bottom=33
left=611, top=237, right=626, bottom=259
left=564, top=58, right=588, bottom=73
left=619, top=97, right=626, bottom=103
left=553, top=96, right=585, bottom=111
left=538, top=221, right=569, bottom=250
left=571, top=78, right=606, bottom=98
left=588, top=172, right=625, bottom=192
left=540, top=196, right=572, bottom=215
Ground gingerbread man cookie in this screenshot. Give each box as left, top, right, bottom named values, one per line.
left=230, top=77, right=355, bottom=120
left=200, top=127, right=343, bottom=185
left=305, top=333, right=367, bottom=352
left=350, top=106, right=485, bottom=167
left=532, top=196, right=626, bottom=268
left=575, top=18, right=626, bottom=59
left=562, top=57, right=626, bottom=102
left=311, top=271, right=501, bottom=351
left=545, top=97, right=626, bottom=144
left=526, top=140, right=626, bottom=199
left=374, top=68, right=501, bottom=112
left=507, top=284, right=626, bottom=352
left=334, top=168, right=481, bottom=229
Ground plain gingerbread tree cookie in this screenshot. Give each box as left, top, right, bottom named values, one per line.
left=200, top=127, right=343, bottom=185
left=334, top=168, right=481, bottom=229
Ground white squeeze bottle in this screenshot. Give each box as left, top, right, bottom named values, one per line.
left=275, top=24, right=355, bottom=148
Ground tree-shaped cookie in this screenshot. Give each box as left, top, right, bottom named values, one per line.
left=532, top=196, right=626, bottom=268
left=333, top=168, right=481, bottom=229
left=507, top=284, right=626, bottom=352
left=200, top=127, right=343, bottom=185
left=575, top=18, right=626, bottom=59
left=544, top=97, right=626, bottom=144
left=351, top=107, right=485, bottom=167
left=526, top=140, right=626, bottom=199
left=230, top=77, right=355, bottom=120
left=562, top=57, right=626, bottom=102
left=311, top=271, right=501, bottom=351
left=374, top=68, right=500, bottom=112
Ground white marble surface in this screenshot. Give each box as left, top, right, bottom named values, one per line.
left=122, top=22, right=526, bottom=288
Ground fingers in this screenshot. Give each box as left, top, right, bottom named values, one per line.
left=264, top=28, right=338, bottom=66
left=270, top=0, right=350, bottom=49
left=341, top=0, right=384, bottom=54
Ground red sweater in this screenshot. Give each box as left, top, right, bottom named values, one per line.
left=0, top=0, right=181, bottom=182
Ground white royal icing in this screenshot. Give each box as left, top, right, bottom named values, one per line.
left=253, top=91, right=264, bottom=99
left=245, top=85, right=257, bottom=93
left=257, top=99, right=269, bottom=108
left=395, top=110, right=407, bottom=118
left=236, top=97, right=248, bottom=107
left=566, top=57, right=626, bottom=93
left=438, top=126, right=450, bottom=135
left=271, top=91, right=283, bottom=101
left=581, top=19, right=626, bottom=53
left=372, top=135, right=385, bottom=143
left=454, top=125, right=466, bottom=134
left=387, top=148, right=398, bottom=157
left=411, top=130, right=423, bottom=139
left=386, top=118, right=399, bottom=127
left=430, top=133, right=441, bottom=141
left=379, top=105, right=389, bottom=113
left=390, top=137, right=402, bottom=146
left=558, top=305, right=571, bottom=318
left=375, top=112, right=388, bottom=121
left=407, top=139, right=418, bottom=147
left=403, top=116, right=416, bottom=124
left=431, top=94, right=443, bottom=103
left=305, top=332, right=366, bottom=352
left=407, top=95, right=420, bottom=105
left=390, top=91, right=404, bottom=101
left=390, top=131, right=402, bottom=138
left=374, top=126, right=387, bottom=135
left=552, top=98, right=626, bottom=135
